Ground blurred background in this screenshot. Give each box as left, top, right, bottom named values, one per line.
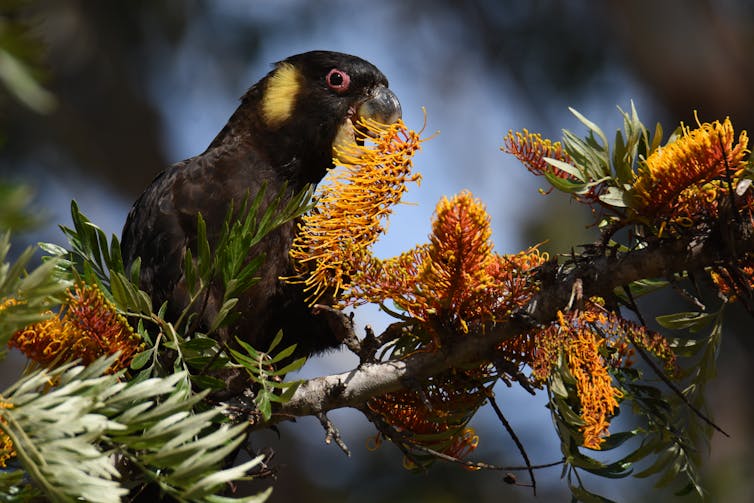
left=2, top=0, right=754, bottom=501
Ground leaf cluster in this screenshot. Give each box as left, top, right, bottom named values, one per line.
left=542, top=102, right=665, bottom=214
left=0, top=183, right=315, bottom=501
left=0, top=356, right=269, bottom=502
left=231, top=332, right=306, bottom=421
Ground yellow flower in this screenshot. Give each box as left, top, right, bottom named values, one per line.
left=0, top=398, right=14, bottom=468
left=288, top=118, right=424, bottom=304
left=632, top=116, right=749, bottom=223
left=566, top=323, right=622, bottom=450
left=531, top=303, right=675, bottom=450
left=9, top=283, right=142, bottom=373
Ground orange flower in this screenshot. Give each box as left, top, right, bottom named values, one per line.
left=502, top=129, right=573, bottom=179
left=631, top=116, right=749, bottom=223
left=565, top=321, right=622, bottom=450
left=349, top=192, right=545, bottom=336
left=531, top=303, right=675, bottom=450
left=0, top=398, right=14, bottom=468
left=9, top=283, right=142, bottom=372
left=288, top=118, right=424, bottom=304
left=711, top=254, right=754, bottom=303
left=368, top=372, right=485, bottom=465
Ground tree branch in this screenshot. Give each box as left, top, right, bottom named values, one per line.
left=255, top=218, right=754, bottom=428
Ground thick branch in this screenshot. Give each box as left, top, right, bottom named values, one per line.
left=261, top=218, right=754, bottom=427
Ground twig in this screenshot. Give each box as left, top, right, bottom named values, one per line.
left=488, top=393, right=537, bottom=496
left=632, top=339, right=729, bottom=438
left=316, top=412, right=351, bottom=456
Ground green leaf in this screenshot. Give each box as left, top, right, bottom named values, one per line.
left=267, top=330, right=284, bottom=353
left=597, top=429, right=639, bottom=451
left=190, top=374, right=227, bottom=391
left=543, top=157, right=586, bottom=182
left=196, top=213, right=211, bottom=280
left=618, top=279, right=669, bottom=299
left=543, top=170, right=589, bottom=194
left=655, top=311, right=716, bottom=332
left=256, top=391, right=272, bottom=420
left=209, top=297, right=239, bottom=332
left=130, top=349, right=153, bottom=371
left=569, top=107, right=609, bottom=149
left=267, top=343, right=297, bottom=364
left=569, top=484, right=617, bottom=503
left=273, top=357, right=307, bottom=376
left=598, top=186, right=629, bottom=208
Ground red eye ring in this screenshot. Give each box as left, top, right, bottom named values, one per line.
left=326, top=68, right=350, bottom=92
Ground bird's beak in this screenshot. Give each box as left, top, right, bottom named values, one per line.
left=333, top=85, right=402, bottom=155
left=355, top=85, right=402, bottom=130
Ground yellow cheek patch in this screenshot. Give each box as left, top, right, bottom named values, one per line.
left=262, top=62, right=301, bottom=127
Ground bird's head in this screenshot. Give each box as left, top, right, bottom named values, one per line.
left=252, top=50, right=402, bottom=184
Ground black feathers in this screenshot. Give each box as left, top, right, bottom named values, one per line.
left=121, top=51, right=401, bottom=365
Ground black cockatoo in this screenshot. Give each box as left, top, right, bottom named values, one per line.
left=121, top=51, right=401, bottom=361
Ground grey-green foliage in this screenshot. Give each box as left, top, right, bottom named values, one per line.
left=0, top=182, right=315, bottom=500
left=529, top=106, right=728, bottom=502
left=0, top=356, right=270, bottom=503
left=542, top=101, right=667, bottom=212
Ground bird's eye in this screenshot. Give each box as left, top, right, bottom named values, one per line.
left=326, top=69, right=350, bottom=93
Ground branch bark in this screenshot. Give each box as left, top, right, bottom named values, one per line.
left=260, top=217, right=754, bottom=427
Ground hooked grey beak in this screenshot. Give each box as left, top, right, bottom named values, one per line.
left=332, top=85, right=402, bottom=155
left=356, top=85, right=402, bottom=128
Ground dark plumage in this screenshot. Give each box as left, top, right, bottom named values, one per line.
left=121, top=51, right=401, bottom=360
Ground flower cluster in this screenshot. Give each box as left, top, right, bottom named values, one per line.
left=9, top=283, right=142, bottom=372
left=367, top=371, right=485, bottom=466
left=631, top=116, right=749, bottom=228
left=288, top=118, right=424, bottom=304
left=349, top=192, right=546, bottom=338
left=290, top=119, right=549, bottom=462
left=531, top=302, right=675, bottom=449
